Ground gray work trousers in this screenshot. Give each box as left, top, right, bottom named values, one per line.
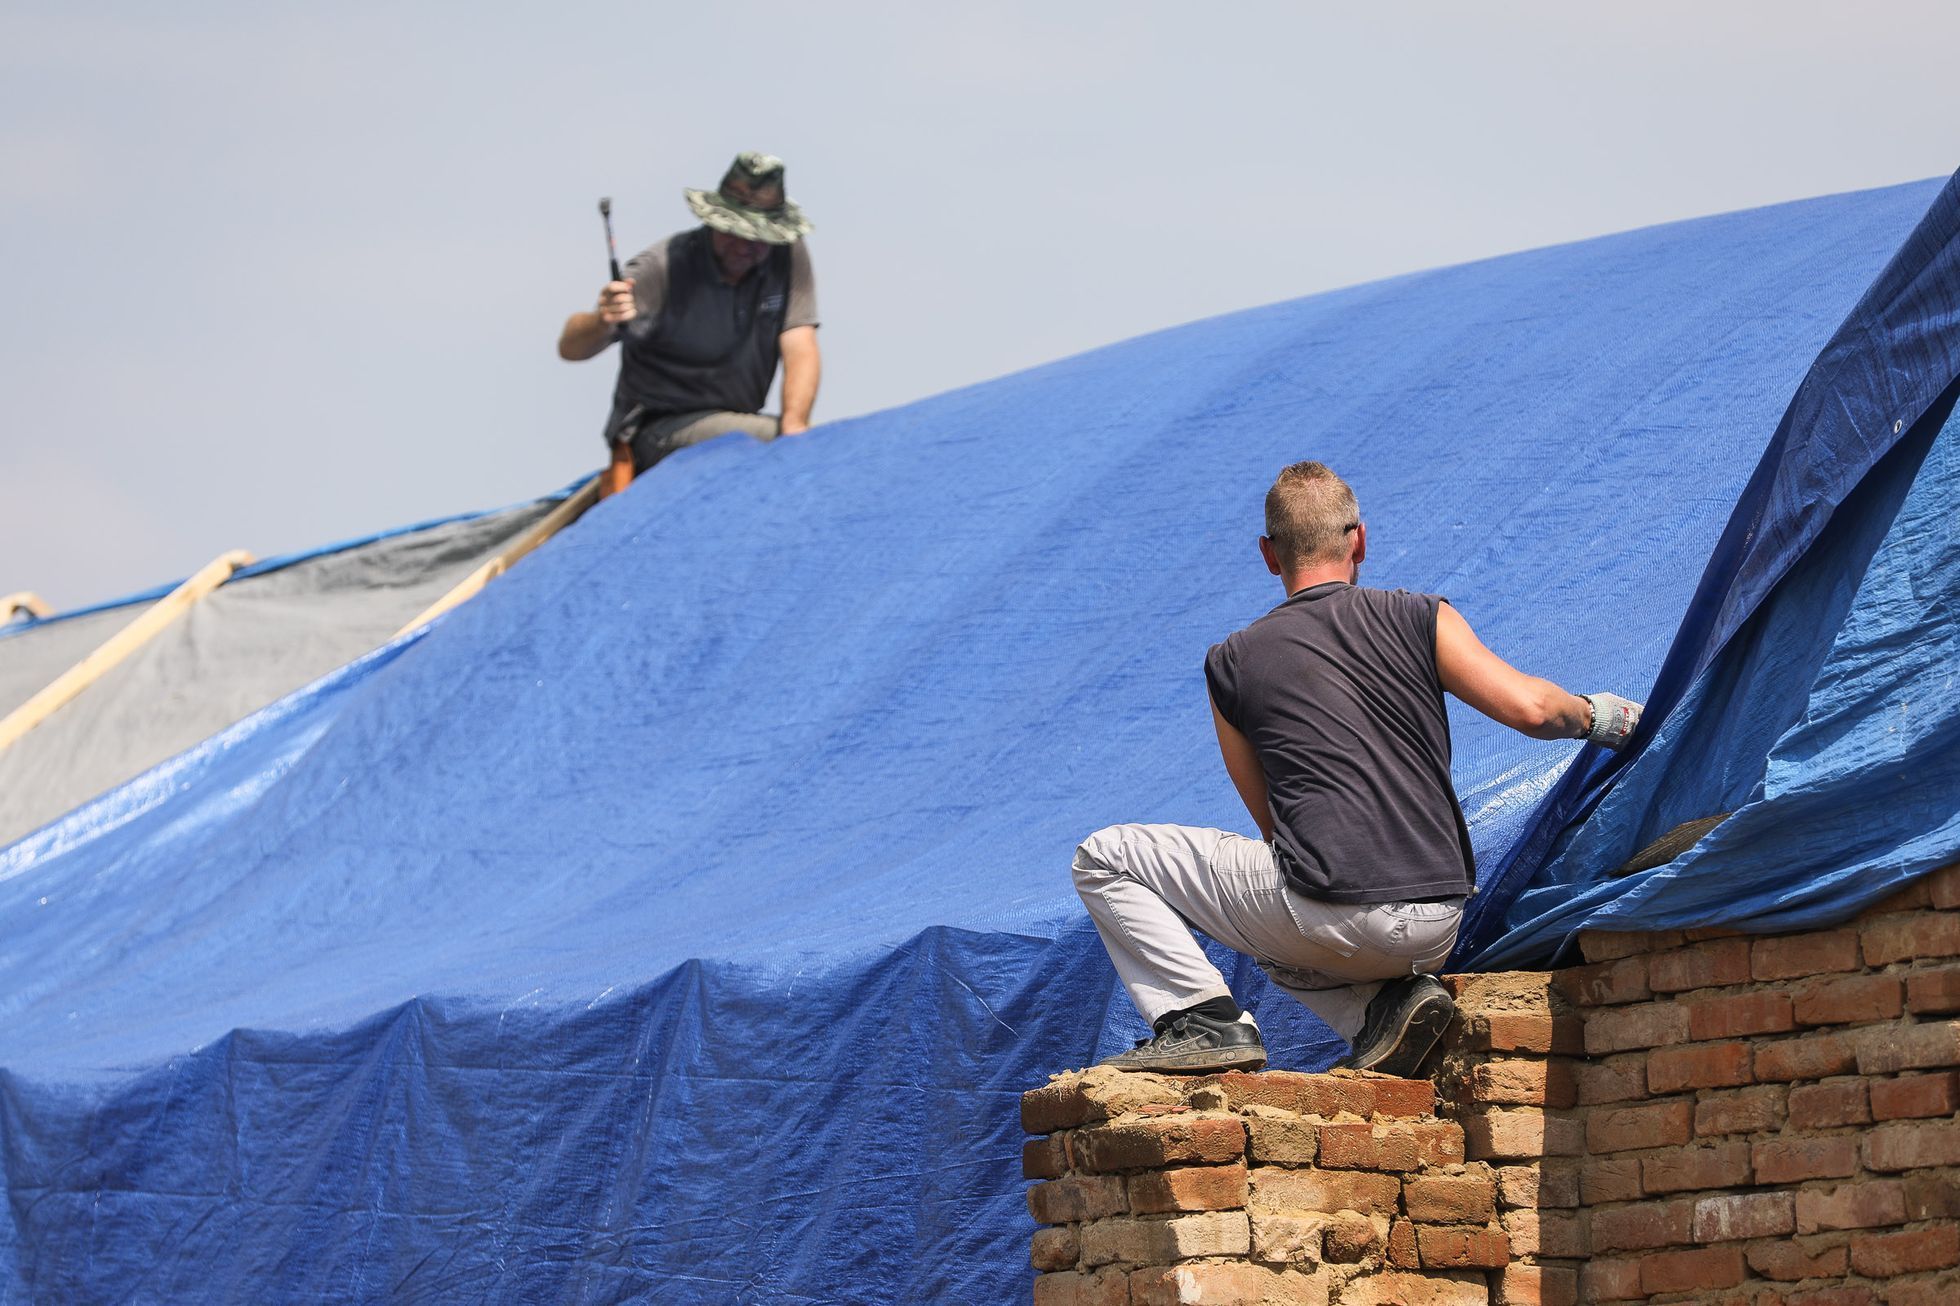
left=1072, top=823, right=1463, bottom=1042
left=630, top=410, right=781, bottom=472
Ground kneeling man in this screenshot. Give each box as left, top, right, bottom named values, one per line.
left=1074, top=461, right=1641, bottom=1076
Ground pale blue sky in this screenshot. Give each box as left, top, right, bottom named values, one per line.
left=4, top=3, right=1956, bottom=608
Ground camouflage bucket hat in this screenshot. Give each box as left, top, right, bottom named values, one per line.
left=684, top=151, right=813, bottom=246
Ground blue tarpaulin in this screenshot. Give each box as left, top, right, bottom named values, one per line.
left=2, top=175, right=1956, bottom=1302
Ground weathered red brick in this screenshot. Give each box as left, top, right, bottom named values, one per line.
left=1587, top=1098, right=1693, bottom=1154
left=1863, top=910, right=1960, bottom=966
left=1341, top=1271, right=1488, bottom=1306
left=1025, top=1134, right=1072, bottom=1179
left=1579, top=1257, right=1643, bottom=1302
left=1907, top=966, right=1960, bottom=1015
left=1033, top=1268, right=1128, bottom=1306
left=1579, top=929, right=1681, bottom=963
left=1577, top=1053, right=1646, bottom=1106
left=1465, top=1010, right=1585, bottom=1056
left=1073, top=1116, right=1246, bottom=1173
left=1872, top=1072, right=1960, bottom=1120
left=1245, top=1116, right=1318, bottom=1166
left=1398, top=1121, right=1469, bottom=1167
left=1028, top=1174, right=1127, bottom=1224
left=1745, top=1233, right=1849, bottom=1281
left=1323, top=1210, right=1386, bottom=1264
left=1032, top=1226, right=1080, bottom=1272
left=1886, top=1275, right=1960, bottom=1306
left=1640, top=1244, right=1745, bottom=1294
left=1794, top=1179, right=1905, bottom=1233
left=1555, top=955, right=1652, bottom=1007
left=1403, top=1171, right=1497, bottom=1224
left=1128, top=1164, right=1249, bottom=1214
left=1470, top=1058, right=1578, bottom=1108
left=1590, top=1198, right=1691, bottom=1252
left=1641, top=1140, right=1752, bottom=1193
left=1495, top=1263, right=1576, bottom=1306
left=1694, top=1084, right=1786, bottom=1137
left=1693, top=1190, right=1794, bottom=1242
left=1581, top=1155, right=1643, bottom=1205
left=1931, top=863, right=1960, bottom=909
left=1078, top=1210, right=1250, bottom=1267
left=1248, top=1210, right=1334, bottom=1265
left=1211, top=1070, right=1375, bottom=1119
left=1755, top=1032, right=1858, bottom=1081
left=1247, top=1166, right=1400, bottom=1214
left=1454, top=1001, right=1542, bottom=1051
left=1794, top=972, right=1905, bottom=1026
left=1025, top=1071, right=1190, bottom=1132
left=1584, top=1001, right=1689, bottom=1055
left=1459, top=1107, right=1585, bottom=1160
left=1787, top=1078, right=1873, bottom=1130
left=1865, top=1118, right=1960, bottom=1172
left=1386, top=1216, right=1419, bottom=1268
left=1500, top=1207, right=1586, bottom=1258
left=1753, top=1135, right=1860, bottom=1184
left=1848, top=1225, right=1960, bottom=1277
left=1495, top=1159, right=1578, bottom=1209
left=1767, top=1288, right=1877, bottom=1306
left=1128, top=1262, right=1317, bottom=1306
left=1855, top=1020, right=1960, bottom=1075
left=1903, top=1168, right=1960, bottom=1220
left=1687, top=989, right=1795, bottom=1040
left=1315, top=1121, right=1463, bottom=1172
left=1871, top=879, right=1937, bottom=914
left=1370, top=1077, right=1439, bottom=1118
left=1647, top=937, right=1753, bottom=993
left=1416, top=1224, right=1509, bottom=1268
left=1752, top=928, right=1861, bottom=981
left=1647, top=1040, right=1753, bottom=1093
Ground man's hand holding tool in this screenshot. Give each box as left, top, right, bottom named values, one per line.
left=597, top=196, right=638, bottom=498
left=596, top=279, right=636, bottom=327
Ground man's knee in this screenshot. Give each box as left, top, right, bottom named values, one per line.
left=1072, top=823, right=1140, bottom=889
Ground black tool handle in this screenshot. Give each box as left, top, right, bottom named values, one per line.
left=599, top=197, right=622, bottom=281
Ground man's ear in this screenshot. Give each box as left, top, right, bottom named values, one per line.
left=1258, top=536, right=1283, bottom=576
left=1352, top=522, right=1368, bottom=566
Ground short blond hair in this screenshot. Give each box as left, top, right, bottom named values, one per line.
left=1264, top=462, right=1359, bottom=568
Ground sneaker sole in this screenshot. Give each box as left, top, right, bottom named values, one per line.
left=1101, top=1045, right=1268, bottom=1074
left=1346, top=993, right=1453, bottom=1078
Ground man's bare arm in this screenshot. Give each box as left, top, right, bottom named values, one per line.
left=1434, top=602, right=1591, bottom=740
left=1212, top=698, right=1275, bottom=841
left=778, top=325, right=821, bottom=434
left=558, top=280, right=637, bottom=361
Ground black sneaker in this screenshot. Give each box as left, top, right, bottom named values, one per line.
left=1334, top=975, right=1455, bottom=1077
left=1098, top=1011, right=1267, bottom=1074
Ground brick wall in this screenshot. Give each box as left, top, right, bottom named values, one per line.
left=1433, top=972, right=1587, bottom=1305
left=1022, top=861, right=1960, bottom=1304
left=1022, top=1066, right=1503, bottom=1305
left=1556, top=863, right=1960, bottom=1303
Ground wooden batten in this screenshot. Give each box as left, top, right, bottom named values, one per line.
left=392, top=475, right=603, bottom=639
left=3, top=592, right=52, bottom=622
left=0, top=550, right=254, bottom=752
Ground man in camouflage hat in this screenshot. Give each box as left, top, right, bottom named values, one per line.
left=558, top=151, right=821, bottom=473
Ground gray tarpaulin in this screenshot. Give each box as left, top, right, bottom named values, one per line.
left=0, top=498, right=558, bottom=847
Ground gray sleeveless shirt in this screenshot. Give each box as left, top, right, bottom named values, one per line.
left=607, top=229, right=818, bottom=435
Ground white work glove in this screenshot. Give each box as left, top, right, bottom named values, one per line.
left=1582, top=693, right=1642, bottom=750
